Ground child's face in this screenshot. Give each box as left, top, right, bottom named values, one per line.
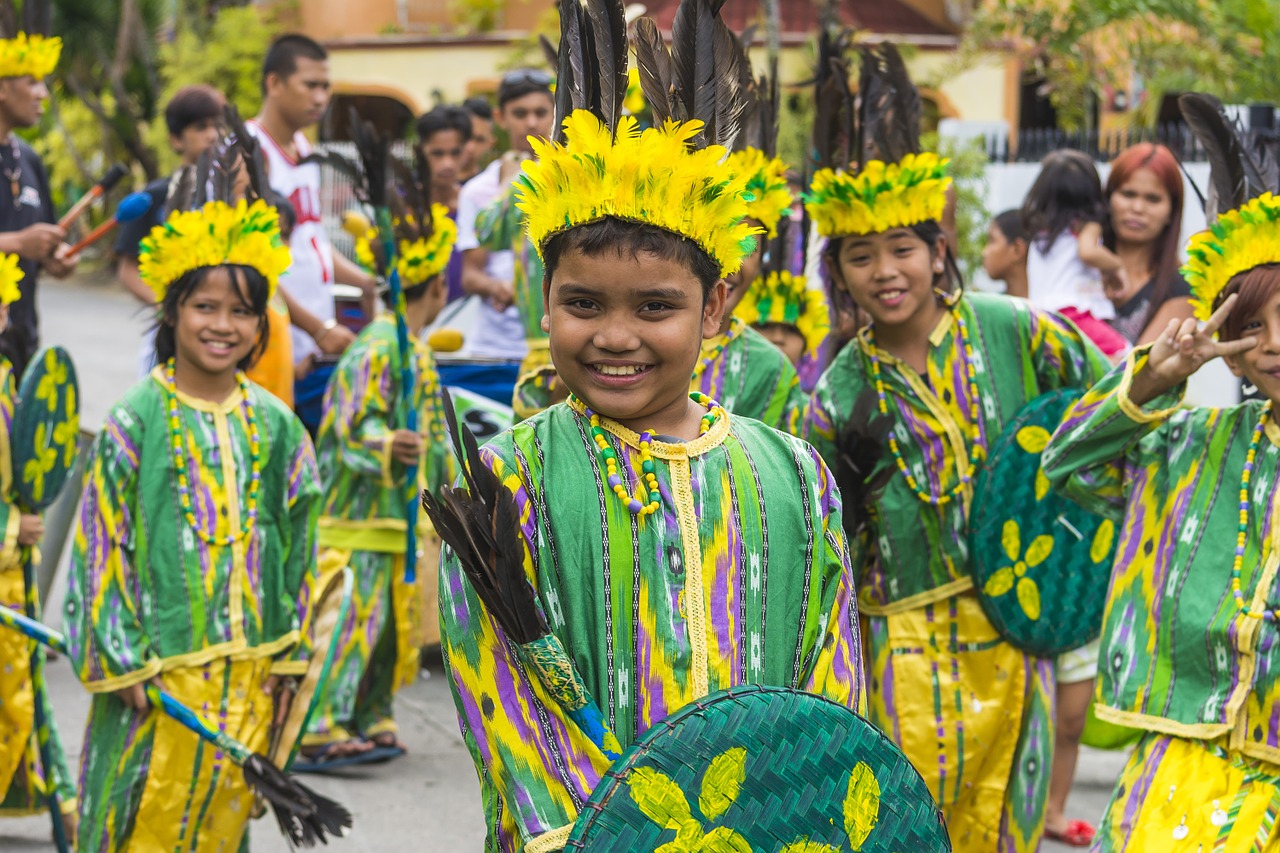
left=1224, top=286, right=1280, bottom=405
left=757, top=322, right=805, bottom=366
left=981, top=223, right=1024, bottom=282
left=545, top=248, right=725, bottom=431
left=171, top=117, right=222, bottom=165
left=831, top=228, right=944, bottom=330
left=171, top=267, right=261, bottom=380
left=420, top=129, right=466, bottom=189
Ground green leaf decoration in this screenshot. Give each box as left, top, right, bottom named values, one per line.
left=696, top=826, right=753, bottom=852
left=1090, top=519, right=1115, bottom=564
left=1001, top=519, right=1020, bottom=562
left=1017, top=577, right=1041, bottom=621
left=843, top=761, right=881, bottom=849
left=699, top=747, right=746, bottom=821
left=1015, top=425, right=1051, bottom=453
left=1025, top=534, right=1054, bottom=568
left=1035, top=468, right=1050, bottom=501
left=630, top=766, right=694, bottom=829
left=778, top=840, right=841, bottom=853
left=983, top=566, right=1015, bottom=597
left=656, top=822, right=706, bottom=853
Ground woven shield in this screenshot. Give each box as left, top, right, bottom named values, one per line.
left=566, top=685, right=950, bottom=852
left=13, top=347, right=79, bottom=511
left=268, top=565, right=353, bottom=770
left=968, top=389, right=1117, bottom=657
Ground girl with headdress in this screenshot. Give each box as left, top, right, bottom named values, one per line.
left=798, top=42, right=1111, bottom=852
left=0, top=251, right=76, bottom=839
left=1042, top=93, right=1280, bottom=851
left=63, top=150, right=321, bottom=851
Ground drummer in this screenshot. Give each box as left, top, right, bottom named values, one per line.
left=797, top=45, right=1110, bottom=852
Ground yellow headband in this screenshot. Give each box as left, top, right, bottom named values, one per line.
left=1182, top=192, right=1280, bottom=322
left=355, top=203, right=458, bottom=288
left=735, top=270, right=829, bottom=358
left=726, top=148, right=793, bottom=238
left=517, top=110, right=761, bottom=277
left=139, top=200, right=292, bottom=302
left=0, top=252, right=22, bottom=305
left=0, top=34, right=60, bottom=79
left=803, top=152, right=951, bottom=238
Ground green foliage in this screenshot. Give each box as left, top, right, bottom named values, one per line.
left=923, top=132, right=990, bottom=284
left=452, top=0, right=505, bottom=33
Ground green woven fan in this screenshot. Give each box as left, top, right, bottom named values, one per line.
left=968, top=389, right=1117, bottom=657
left=566, top=685, right=950, bottom=852
left=13, top=347, right=79, bottom=511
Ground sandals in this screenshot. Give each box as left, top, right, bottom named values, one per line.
left=366, top=730, right=408, bottom=760
left=1045, top=819, right=1096, bottom=847
left=292, top=738, right=400, bottom=774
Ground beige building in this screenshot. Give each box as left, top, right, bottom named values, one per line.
left=299, top=0, right=1018, bottom=137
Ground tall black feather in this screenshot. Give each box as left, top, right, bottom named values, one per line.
left=584, top=0, right=628, bottom=133
left=856, top=43, right=921, bottom=168
left=554, top=0, right=584, bottom=139
left=349, top=108, right=390, bottom=211
left=632, top=17, right=674, bottom=125
left=421, top=389, right=547, bottom=645
left=1179, top=93, right=1271, bottom=219
left=223, top=105, right=271, bottom=203
left=833, top=388, right=895, bottom=542
left=539, top=33, right=560, bottom=71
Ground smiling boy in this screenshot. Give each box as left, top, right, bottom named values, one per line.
left=438, top=46, right=864, bottom=853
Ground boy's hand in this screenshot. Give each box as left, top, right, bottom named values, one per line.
left=391, top=430, right=424, bottom=466
left=115, top=677, right=163, bottom=711
left=17, top=514, right=43, bottom=546
left=1130, top=293, right=1256, bottom=405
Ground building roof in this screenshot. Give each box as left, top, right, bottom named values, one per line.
left=640, top=0, right=957, bottom=38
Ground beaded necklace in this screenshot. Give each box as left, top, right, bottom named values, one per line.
left=866, top=307, right=984, bottom=507
left=162, top=360, right=261, bottom=546
left=690, top=320, right=741, bottom=384
left=1232, top=401, right=1280, bottom=621
left=574, top=392, right=725, bottom=516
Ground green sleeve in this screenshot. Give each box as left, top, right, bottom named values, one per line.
left=324, top=334, right=400, bottom=486
left=1027, top=304, right=1113, bottom=392
left=475, top=186, right=522, bottom=252
left=275, top=417, right=323, bottom=673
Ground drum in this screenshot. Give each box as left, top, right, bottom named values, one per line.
left=566, top=685, right=950, bottom=852
left=968, top=389, right=1118, bottom=657
left=13, top=347, right=80, bottom=511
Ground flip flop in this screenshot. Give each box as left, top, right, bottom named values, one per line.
left=1045, top=819, right=1096, bottom=847
left=292, top=740, right=397, bottom=774
left=364, top=731, right=408, bottom=761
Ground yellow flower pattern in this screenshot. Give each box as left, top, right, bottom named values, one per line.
left=0, top=252, right=24, bottom=305
left=22, top=422, right=54, bottom=505
left=984, top=520, right=1053, bottom=621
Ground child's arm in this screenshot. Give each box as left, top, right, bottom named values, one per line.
left=1075, top=221, right=1124, bottom=275
left=328, top=336, right=415, bottom=485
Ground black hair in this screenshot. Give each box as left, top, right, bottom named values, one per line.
left=992, top=208, right=1025, bottom=244
left=542, top=217, right=721, bottom=297
left=261, top=34, right=328, bottom=92
left=462, top=96, right=492, bottom=121
left=381, top=275, right=443, bottom=309
left=165, top=85, right=226, bottom=138
left=822, top=219, right=964, bottom=317
left=497, top=69, right=553, bottom=109
left=416, top=105, right=473, bottom=145
left=1020, top=149, right=1106, bottom=252
left=264, top=190, right=296, bottom=242
left=154, top=265, right=271, bottom=370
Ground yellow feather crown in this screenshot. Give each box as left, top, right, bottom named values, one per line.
left=0, top=33, right=60, bottom=79
left=355, top=203, right=458, bottom=288
left=1182, top=192, right=1280, bottom=323
left=516, top=110, right=761, bottom=277
left=0, top=252, right=22, bottom=305
left=804, top=152, right=951, bottom=238
left=139, top=199, right=292, bottom=302
left=726, top=148, right=793, bottom=237
left=734, top=270, right=829, bottom=358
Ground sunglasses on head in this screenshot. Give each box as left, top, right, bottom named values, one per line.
left=502, top=69, right=553, bottom=88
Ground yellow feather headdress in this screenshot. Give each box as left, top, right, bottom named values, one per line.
left=734, top=270, right=829, bottom=358
left=0, top=252, right=23, bottom=305
left=726, top=148, right=793, bottom=238
left=1182, top=193, right=1280, bottom=322
left=139, top=199, right=292, bottom=302
left=355, top=203, right=457, bottom=288
left=0, top=33, right=59, bottom=79
left=804, top=152, right=951, bottom=239
left=517, top=111, right=761, bottom=276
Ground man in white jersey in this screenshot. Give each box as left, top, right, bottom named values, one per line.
left=247, top=34, right=376, bottom=433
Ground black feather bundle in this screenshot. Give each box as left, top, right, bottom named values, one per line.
left=809, top=27, right=854, bottom=173
left=833, top=388, right=894, bottom=540
left=552, top=0, right=629, bottom=139
left=632, top=17, right=675, bottom=125
left=242, top=754, right=353, bottom=847
left=349, top=107, right=391, bottom=211
left=223, top=105, right=272, bottom=203
left=1179, top=93, right=1279, bottom=219
left=666, top=0, right=745, bottom=148
left=856, top=43, right=921, bottom=167
left=421, top=389, right=547, bottom=645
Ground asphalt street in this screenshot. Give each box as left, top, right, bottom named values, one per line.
left=0, top=272, right=1128, bottom=851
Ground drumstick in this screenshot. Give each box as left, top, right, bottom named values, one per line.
left=57, top=163, right=128, bottom=230
left=63, top=191, right=152, bottom=256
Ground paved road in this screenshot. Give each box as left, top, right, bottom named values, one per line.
left=0, top=273, right=1127, bottom=851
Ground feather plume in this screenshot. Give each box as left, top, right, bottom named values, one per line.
left=668, top=0, right=746, bottom=147
left=833, top=388, right=895, bottom=540
left=631, top=17, right=674, bottom=125
left=584, top=0, right=629, bottom=133
left=856, top=43, right=921, bottom=168
left=349, top=108, right=391, bottom=210
left=539, top=33, right=560, bottom=71
left=1179, top=93, right=1275, bottom=219
left=421, top=389, right=547, bottom=645
left=20, top=0, right=48, bottom=36
left=242, top=754, right=352, bottom=847
left=223, top=105, right=271, bottom=203
left=166, top=163, right=197, bottom=215
left=809, top=28, right=854, bottom=172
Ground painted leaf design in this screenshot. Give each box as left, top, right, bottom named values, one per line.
left=1035, top=468, right=1050, bottom=502
left=1001, top=519, right=1020, bottom=562
left=1016, top=425, right=1051, bottom=454
left=843, top=761, right=880, bottom=849
left=1025, top=534, right=1054, bottom=568
left=983, top=566, right=1015, bottom=598
left=696, top=826, right=753, bottom=852
left=1017, top=577, right=1041, bottom=621
left=629, top=766, right=693, bottom=829
left=699, top=747, right=746, bottom=821
left=656, top=823, right=706, bottom=853
left=778, top=841, right=841, bottom=853
left=1090, top=519, right=1115, bottom=564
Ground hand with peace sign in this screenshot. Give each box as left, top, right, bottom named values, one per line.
left=1128, top=293, right=1258, bottom=407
